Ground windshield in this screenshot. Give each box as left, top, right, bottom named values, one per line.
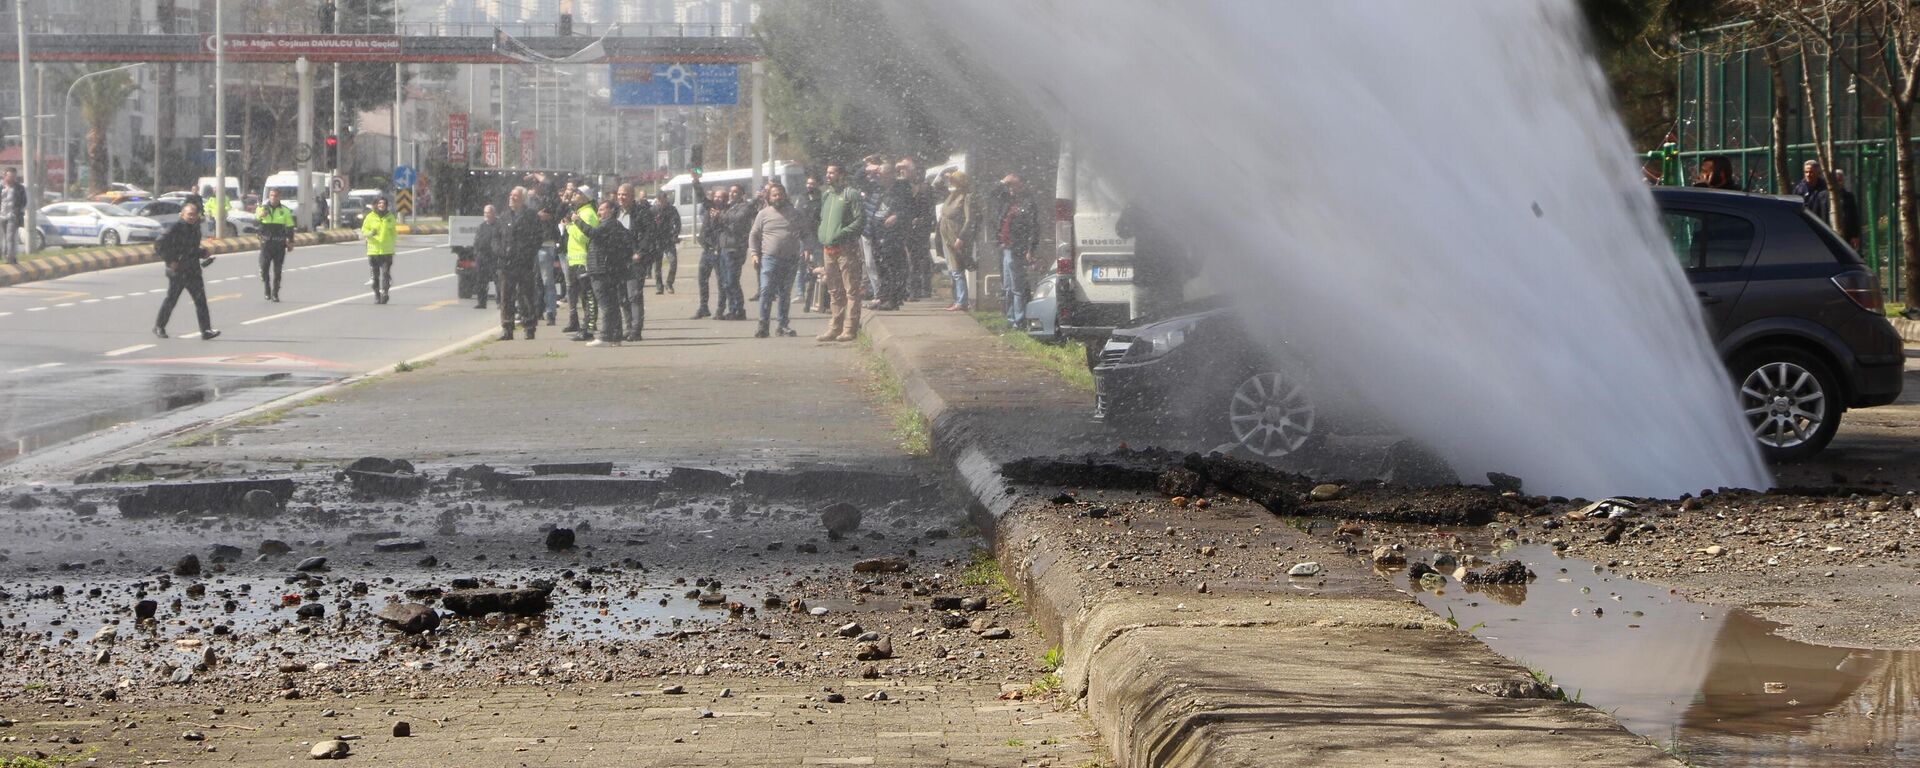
left=86, top=202, right=135, bottom=217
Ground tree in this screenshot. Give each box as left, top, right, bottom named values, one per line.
left=70, top=67, right=141, bottom=195
left=1744, top=0, right=1920, bottom=306
left=756, top=0, right=953, bottom=165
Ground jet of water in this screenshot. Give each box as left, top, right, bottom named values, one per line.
left=895, top=0, right=1771, bottom=497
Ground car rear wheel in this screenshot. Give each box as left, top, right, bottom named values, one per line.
left=100, top=229, right=120, bottom=246
left=1215, top=369, right=1318, bottom=459
left=1734, top=346, right=1841, bottom=462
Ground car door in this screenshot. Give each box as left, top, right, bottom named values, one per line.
left=42, top=205, right=83, bottom=245
left=1659, top=206, right=1759, bottom=339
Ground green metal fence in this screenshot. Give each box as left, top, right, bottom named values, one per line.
left=1674, top=23, right=1907, bottom=305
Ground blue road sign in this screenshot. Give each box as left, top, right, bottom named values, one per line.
left=610, top=63, right=740, bottom=107
left=393, top=165, right=416, bottom=188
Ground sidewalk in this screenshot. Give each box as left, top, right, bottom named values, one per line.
left=862, top=304, right=1681, bottom=767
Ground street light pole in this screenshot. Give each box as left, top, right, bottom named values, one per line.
left=213, top=0, right=227, bottom=238
left=63, top=62, right=147, bottom=197
left=15, top=0, right=37, bottom=254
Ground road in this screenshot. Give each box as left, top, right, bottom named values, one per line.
left=0, top=234, right=497, bottom=465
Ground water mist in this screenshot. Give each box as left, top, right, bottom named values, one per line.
left=893, top=0, right=1771, bottom=498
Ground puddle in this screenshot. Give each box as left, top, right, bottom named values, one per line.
left=1394, top=543, right=1917, bottom=766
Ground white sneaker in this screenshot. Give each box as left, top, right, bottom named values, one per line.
left=585, top=339, right=609, bottom=347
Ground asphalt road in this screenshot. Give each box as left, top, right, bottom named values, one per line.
left=0, top=234, right=498, bottom=463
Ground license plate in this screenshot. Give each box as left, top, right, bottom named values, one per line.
left=1090, top=266, right=1134, bottom=282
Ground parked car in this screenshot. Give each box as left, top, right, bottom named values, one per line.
left=1091, top=187, right=1905, bottom=463
left=11, top=218, right=58, bottom=251
left=36, top=201, right=164, bottom=246
left=121, top=198, right=184, bottom=228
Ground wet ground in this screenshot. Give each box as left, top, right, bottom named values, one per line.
left=1382, top=540, right=1916, bottom=767
left=0, top=463, right=1059, bottom=712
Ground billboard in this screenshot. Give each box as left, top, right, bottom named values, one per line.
left=480, top=131, right=501, bottom=168
left=609, top=63, right=740, bottom=107
left=447, top=113, right=468, bottom=165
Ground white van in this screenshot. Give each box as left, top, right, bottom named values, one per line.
left=659, top=161, right=807, bottom=238
left=193, top=176, right=241, bottom=203
left=262, top=170, right=335, bottom=215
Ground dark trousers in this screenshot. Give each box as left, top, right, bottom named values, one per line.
left=498, top=268, right=539, bottom=331
left=156, top=269, right=211, bottom=333
left=653, top=245, right=678, bottom=290
left=259, top=240, right=287, bottom=298
left=874, top=239, right=909, bottom=306
left=623, top=270, right=646, bottom=339
left=697, top=248, right=722, bottom=313
left=368, top=254, right=393, bottom=298
left=474, top=261, right=494, bottom=308
left=590, top=271, right=624, bottom=341
left=720, top=249, right=746, bottom=317
left=904, top=237, right=932, bottom=298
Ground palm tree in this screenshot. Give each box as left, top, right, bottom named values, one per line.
left=71, top=67, right=141, bottom=196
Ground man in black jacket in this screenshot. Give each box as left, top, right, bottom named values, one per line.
left=650, top=191, right=680, bottom=294
left=472, top=203, right=507, bottom=310
left=615, top=184, right=652, bottom=342
left=1, top=168, right=25, bottom=265
left=153, top=204, right=221, bottom=340
left=499, top=187, right=543, bottom=340
left=583, top=199, right=629, bottom=346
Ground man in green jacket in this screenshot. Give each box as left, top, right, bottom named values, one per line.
left=256, top=189, right=296, bottom=302
left=361, top=197, right=398, bottom=304
left=563, top=190, right=600, bottom=340
left=814, top=163, right=865, bottom=342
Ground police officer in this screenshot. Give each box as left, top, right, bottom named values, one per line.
left=256, top=189, right=295, bottom=301
left=562, top=189, right=600, bottom=340
left=361, top=197, right=398, bottom=304
left=153, top=203, right=220, bottom=340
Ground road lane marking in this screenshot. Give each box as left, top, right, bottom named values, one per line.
left=239, top=272, right=455, bottom=326
left=104, top=344, right=156, bottom=357
left=54, top=302, right=74, bottom=307
left=26, top=306, right=47, bottom=312
left=418, top=299, right=461, bottom=311
left=81, top=298, right=100, bottom=303
left=206, top=292, right=242, bottom=303
left=106, top=295, right=124, bottom=300
left=0, top=311, right=10, bottom=317
left=6, top=362, right=64, bottom=374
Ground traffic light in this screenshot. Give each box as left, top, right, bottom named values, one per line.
left=690, top=145, right=703, bottom=174
left=324, top=134, right=339, bottom=167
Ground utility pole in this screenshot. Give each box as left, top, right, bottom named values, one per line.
left=750, top=60, right=765, bottom=191
left=213, top=0, right=227, bottom=238
left=296, top=56, right=313, bottom=232
left=15, top=0, right=35, bottom=254
left=392, top=61, right=401, bottom=183
left=330, top=62, right=340, bottom=229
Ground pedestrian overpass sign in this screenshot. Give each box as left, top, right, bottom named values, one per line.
left=610, top=63, right=739, bottom=107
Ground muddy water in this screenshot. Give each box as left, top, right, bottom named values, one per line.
left=1394, top=543, right=1916, bottom=766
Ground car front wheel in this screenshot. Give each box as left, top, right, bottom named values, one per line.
left=1734, top=346, right=1842, bottom=462
left=100, top=229, right=120, bottom=246
left=1214, top=369, right=1318, bottom=459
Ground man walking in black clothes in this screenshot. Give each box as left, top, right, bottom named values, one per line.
left=153, top=203, right=221, bottom=340
left=499, top=187, right=543, bottom=340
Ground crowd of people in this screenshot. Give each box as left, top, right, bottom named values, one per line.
left=463, top=156, right=1043, bottom=346
left=134, top=153, right=1048, bottom=345
left=1690, top=154, right=1863, bottom=248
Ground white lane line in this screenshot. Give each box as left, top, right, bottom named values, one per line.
left=26, top=306, right=47, bottom=312
left=106, top=295, right=124, bottom=300
left=6, top=362, right=64, bottom=374
left=81, top=298, right=100, bottom=304
left=240, top=272, right=454, bottom=326
left=54, top=302, right=74, bottom=307
left=0, top=311, right=10, bottom=317
left=104, top=343, right=156, bottom=357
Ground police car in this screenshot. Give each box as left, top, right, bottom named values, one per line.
left=37, top=201, right=165, bottom=246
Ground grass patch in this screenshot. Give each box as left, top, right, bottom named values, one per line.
left=1024, top=671, right=1063, bottom=699
left=1003, top=739, right=1026, bottom=747
left=1040, top=646, right=1064, bottom=672
left=961, top=548, right=1022, bottom=607
left=392, top=359, right=433, bottom=373
left=970, top=311, right=1095, bottom=393
left=854, top=334, right=931, bottom=457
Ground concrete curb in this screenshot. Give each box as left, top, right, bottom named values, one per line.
left=860, top=312, right=1679, bottom=768
left=0, top=229, right=363, bottom=289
